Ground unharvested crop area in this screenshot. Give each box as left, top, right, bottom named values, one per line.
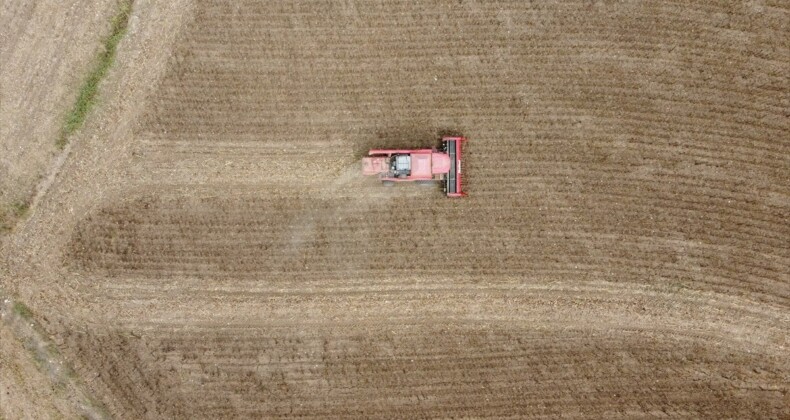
left=3, top=0, right=789, bottom=418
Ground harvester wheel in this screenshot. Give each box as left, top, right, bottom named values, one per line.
left=382, top=181, right=395, bottom=187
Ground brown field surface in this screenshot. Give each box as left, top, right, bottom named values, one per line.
left=2, top=0, right=789, bottom=418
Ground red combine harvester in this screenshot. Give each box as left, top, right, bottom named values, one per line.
left=362, top=136, right=466, bottom=197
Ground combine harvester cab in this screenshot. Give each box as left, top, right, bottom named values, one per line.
left=362, top=136, right=466, bottom=197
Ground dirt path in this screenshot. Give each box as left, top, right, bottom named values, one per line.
left=0, top=0, right=118, bottom=231
left=1, top=0, right=197, bottom=416
left=0, top=297, right=108, bottom=419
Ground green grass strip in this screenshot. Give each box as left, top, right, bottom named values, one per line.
left=13, top=301, right=34, bottom=320
left=0, top=200, right=29, bottom=232
left=57, top=0, right=133, bottom=148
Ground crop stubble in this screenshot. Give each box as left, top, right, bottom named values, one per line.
left=56, top=0, right=790, bottom=418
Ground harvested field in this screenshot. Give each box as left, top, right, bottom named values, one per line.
left=0, top=0, right=118, bottom=230
left=2, top=0, right=789, bottom=418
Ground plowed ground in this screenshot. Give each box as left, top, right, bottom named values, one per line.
left=5, top=0, right=790, bottom=418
